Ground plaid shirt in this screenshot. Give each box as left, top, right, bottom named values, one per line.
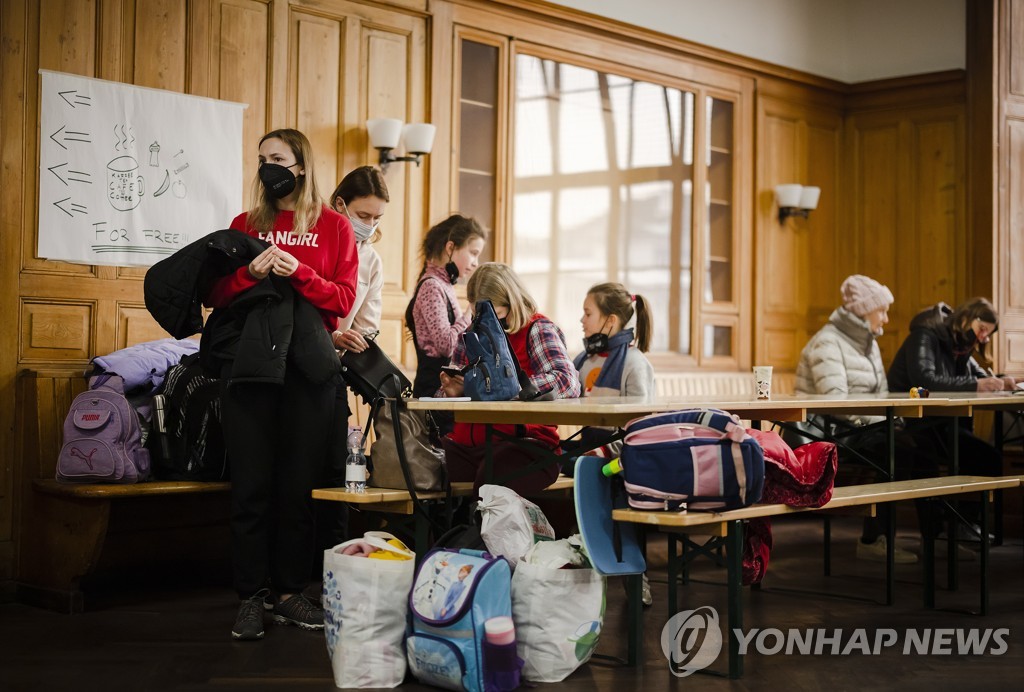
left=451, top=316, right=580, bottom=399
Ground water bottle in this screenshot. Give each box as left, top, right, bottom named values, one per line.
left=345, top=428, right=367, bottom=493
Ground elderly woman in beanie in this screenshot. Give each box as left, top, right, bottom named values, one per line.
left=795, top=275, right=917, bottom=563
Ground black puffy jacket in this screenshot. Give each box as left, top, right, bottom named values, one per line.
left=144, top=229, right=340, bottom=387
left=887, top=302, right=987, bottom=393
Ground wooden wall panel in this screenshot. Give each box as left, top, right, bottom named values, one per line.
left=293, top=12, right=343, bottom=187
left=1002, top=118, right=1024, bottom=372
left=852, top=122, right=901, bottom=358
left=214, top=0, right=270, bottom=206
left=912, top=118, right=961, bottom=301
left=1010, top=0, right=1024, bottom=97
left=993, top=0, right=1024, bottom=375
left=20, top=302, right=93, bottom=362
left=133, top=0, right=187, bottom=92
left=755, top=91, right=842, bottom=370
left=845, top=106, right=964, bottom=363
left=118, top=305, right=168, bottom=348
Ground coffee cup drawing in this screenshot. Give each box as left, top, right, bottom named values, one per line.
left=106, top=155, right=145, bottom=211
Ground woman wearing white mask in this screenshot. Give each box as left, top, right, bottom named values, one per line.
left=330, top=166, right=389, bottom=351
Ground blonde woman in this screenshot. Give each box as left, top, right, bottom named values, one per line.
left=205, top=128, right=358, bottom=641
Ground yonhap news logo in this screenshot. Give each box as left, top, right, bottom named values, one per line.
left=660, top=607, right=723, bottom=677
left=661, top=606, right=1009, bottom=676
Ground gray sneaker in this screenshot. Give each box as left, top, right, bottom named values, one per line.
left=232, top=588, right=270, bottom=641
left=272, top=593, right=324, bottom=630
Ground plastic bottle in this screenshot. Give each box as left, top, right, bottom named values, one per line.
left=601, top=458, right=623, bottom=477
left=345, top=428, right=367, bottom=493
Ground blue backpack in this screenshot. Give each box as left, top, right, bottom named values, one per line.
left=620, top=408, right=764, bottom=511
left=407, top=548, right=513, bottom=692
left=462, top=300, right=539, bottom=402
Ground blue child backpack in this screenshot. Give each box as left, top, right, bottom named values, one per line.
left=462, top=300, right=540, bottom=402
left=407, top=548, right=514, bottom=692
left=620, top=408, right=764, bottom=511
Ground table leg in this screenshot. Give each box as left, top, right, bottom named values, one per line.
left=948, top=418, right=959, bottom=591
left=886, top=502, right=895, bottom=606
left=980, top=490, right=990, bottom=616
left=823, top=517, right=831, bottom=577
left=727, top=520, right=744, bottom=680
left=627, top=573, right=642, bottom=666
left=923, top=500, right=935, bottom=609
left=668, top=533, right=678, bottom=616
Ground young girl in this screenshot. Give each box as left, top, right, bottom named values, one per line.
left=405, top=214, right=487, bottom=398
left=205, top=129, right=358, bottom=641
left=439, top=262, right=580, bottom=494
left=329, top=165, right=388, bottom=352
left=572, top=282, right=655, bottom=606
left=573, top=282, right=655, bottom=459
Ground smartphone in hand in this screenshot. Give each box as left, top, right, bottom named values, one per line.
left=440, top=365, right=466, bottom=377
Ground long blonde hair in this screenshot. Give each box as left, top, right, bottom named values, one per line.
left=246, top=128, right=323, bottom=235
left=466, top=263, right=538, bottom=334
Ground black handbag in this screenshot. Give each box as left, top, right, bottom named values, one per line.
left=339, top=338, right=412, bottom=404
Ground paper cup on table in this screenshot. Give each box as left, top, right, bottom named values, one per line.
left=753, top=366, right=773, bottom=399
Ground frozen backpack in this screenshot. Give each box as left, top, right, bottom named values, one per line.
left=407, top=548, right=518, bottom=692
left=56, top=374, right=151, bottom=484
left=620, top=408, right=764, bottom=511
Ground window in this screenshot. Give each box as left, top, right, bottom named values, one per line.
left=457, top=45, right=744, bottom=366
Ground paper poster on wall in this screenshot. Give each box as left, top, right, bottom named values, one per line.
left=38, top=70, right=247, bottom=267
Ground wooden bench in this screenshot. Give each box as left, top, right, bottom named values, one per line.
left=313, top=475, right=575, bottom=554
left=15, top=369, right=233, bottom=613
left=613, top=474, right=1022, bottom=678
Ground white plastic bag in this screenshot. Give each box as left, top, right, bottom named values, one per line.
left=511, top=557, right=606, bottom=682
left=323, top=532, right=415, bottom=688
left=478, top=484, right=555, bottom=569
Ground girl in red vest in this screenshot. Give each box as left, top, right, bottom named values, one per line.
left=439, top=262, right=581, bottom=494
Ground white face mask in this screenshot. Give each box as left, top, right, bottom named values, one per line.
left=348, top=215, right=378, bottom=242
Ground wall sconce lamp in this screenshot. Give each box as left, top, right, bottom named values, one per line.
left=366, top=118, right=436, bottom=171
left=774, top=184, right=821, bottom=223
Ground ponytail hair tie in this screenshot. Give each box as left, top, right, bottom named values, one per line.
left=630, top=294, right=636, bottom=302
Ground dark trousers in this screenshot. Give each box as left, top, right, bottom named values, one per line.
left=442, top=437, right=560, bottom=497
left=222, top=371, right=334, bottom=598
left=903, top=418, right=1003, bottom=538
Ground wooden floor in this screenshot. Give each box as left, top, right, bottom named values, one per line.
left=1, top=515, right=1022, bottom=691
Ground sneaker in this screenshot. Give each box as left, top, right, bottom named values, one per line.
left=641, top=573, right=653, bottom=607
left=622, top=573, right=654, bottom=607
left=855, top=536, right=918, bottom=564
left=232, top=588, right=269, bottom=641
left=954, top=523, right=995, bottom=544
left=272, top=593, right=324, bottom=630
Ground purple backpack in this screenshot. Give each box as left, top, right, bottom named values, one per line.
left=56, top=374, right=151, bottom=484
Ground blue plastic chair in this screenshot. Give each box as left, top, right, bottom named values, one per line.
left=573, top=456, right=646, bottom=575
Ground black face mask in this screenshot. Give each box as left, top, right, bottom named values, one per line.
left=583, top=332, right=609, bottom=356
left=444, top=260, right=459, bottom=284
left=259, top=163, right=298, bottom=199
left=498, top=316, right=509, bottom=331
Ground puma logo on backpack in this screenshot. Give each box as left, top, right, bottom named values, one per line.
left=56, top=374, right=150, bottom=484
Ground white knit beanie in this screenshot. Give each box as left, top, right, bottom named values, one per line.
left=841, top=275, right=894, bottom=317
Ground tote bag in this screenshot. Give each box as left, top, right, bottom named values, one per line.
left=323, top=532, right=415, bottom=688
left=511, top=560, right=606, bottom=682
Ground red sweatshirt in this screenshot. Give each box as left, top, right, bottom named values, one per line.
left=205, top=207, right=359, bottom=332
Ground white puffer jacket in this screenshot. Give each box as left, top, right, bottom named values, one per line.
left=796, top=307, right=888, bottom=425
